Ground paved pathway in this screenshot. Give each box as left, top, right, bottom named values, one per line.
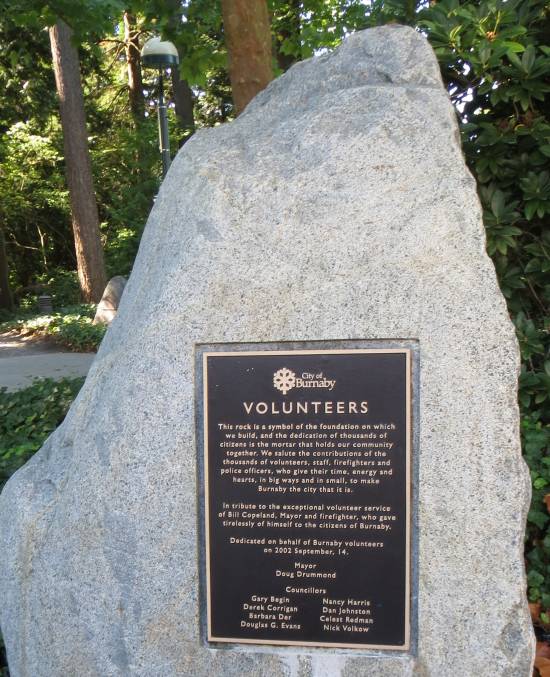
left=0, top=333, right=95, bottom=391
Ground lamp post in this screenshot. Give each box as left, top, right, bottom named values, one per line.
left=140, top=37, right=179, bottom=178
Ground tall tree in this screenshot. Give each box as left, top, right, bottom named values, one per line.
left=172, top=67, right=195, bottom=141
left=0, top=227, right=13, bottom=312
left=220, top=0, right=273, bottom=114
left=49, top=19, right=107, bottom=303
left=163, top=0, right=196, bottom=142
left=123, top=10, right=144, bottom=123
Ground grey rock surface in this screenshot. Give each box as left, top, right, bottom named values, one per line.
left=0, top=25, right=534, bottom=676
left=93, top=275, right=127, bottom=324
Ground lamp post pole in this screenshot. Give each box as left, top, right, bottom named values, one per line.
left=140, top=37, right=179, bottom=180
left=157, top=71, right=171, bottom=178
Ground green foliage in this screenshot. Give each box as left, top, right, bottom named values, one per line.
left=1, top=308, right=106, bottom=352
left=193, top=69, right=233, bottom=127
left=524, top=416, right=550, bottom=607
left=3, top=0, right=125, bottom=41
left=0, top=13, right=56, bottom=132
left=417, top=0, right=550, bottom=614
left=159, top=0, right=227, bottom=88
left=0, top=119, right=72, bottom=288
left=0, top=377, right=84, bottom=491
left=0, top=7, right=161, bottom=299
left=36, top=268, right=81, bottom=307
left=0, top=265, right=84, bottom=323
left=368, top=0, right=420, bottom=26
left=47, top=313, right=107, bottom=351
left=91, top=123, right=160, bottom=277
left=270, top=0, right=370, bottom=64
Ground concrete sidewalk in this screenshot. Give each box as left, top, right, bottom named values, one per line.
left=0, top=333, right=95, bottom=391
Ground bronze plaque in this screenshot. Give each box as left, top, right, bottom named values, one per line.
left=199, top=344, right=413, bottom=650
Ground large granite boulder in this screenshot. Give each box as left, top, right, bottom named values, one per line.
left=0, top=25, right=534, bottom=676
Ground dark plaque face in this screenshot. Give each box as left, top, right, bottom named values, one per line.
left=199, top=345, right=412, bottom=650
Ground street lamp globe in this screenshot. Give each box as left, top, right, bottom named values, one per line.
left=140, top=37, right=179, bottom=68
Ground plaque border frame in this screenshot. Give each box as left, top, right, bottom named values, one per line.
left=195, top=339, right=419, bottom=655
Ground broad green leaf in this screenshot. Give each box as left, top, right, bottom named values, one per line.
left=522, top=44, right=536, bottom=73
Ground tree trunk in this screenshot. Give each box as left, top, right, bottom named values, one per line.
left=0, top=227, right=13, bottom=312
left=123, top=11, right=144, bottom=123
left=172, top=67, right=195, bottom=143
left=164, top=0, right=195, bottom=142
left=221, top=0, right=274, bottom=114
left=49, top=19, right=107, bottom=303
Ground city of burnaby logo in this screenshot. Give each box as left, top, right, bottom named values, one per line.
left=272, top=368, right=336, bottom=395
left=273, top=368, right=296, bottom=395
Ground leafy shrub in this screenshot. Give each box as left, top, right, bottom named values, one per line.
left=48, top=314, right=107, bottom=352
left=36, top=269, right=81, bottom=308
left=418, top=0, right=550, bottom=632
left=0, top=377, right=84, bottom=491
left=525, top=416, right=550, bottom=609
left=0, top=308, right=106, bottom=352
left=16, top=293, right=38, bottom=314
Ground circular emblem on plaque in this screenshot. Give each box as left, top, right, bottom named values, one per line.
left=273, top=367, right=296, bottom=395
